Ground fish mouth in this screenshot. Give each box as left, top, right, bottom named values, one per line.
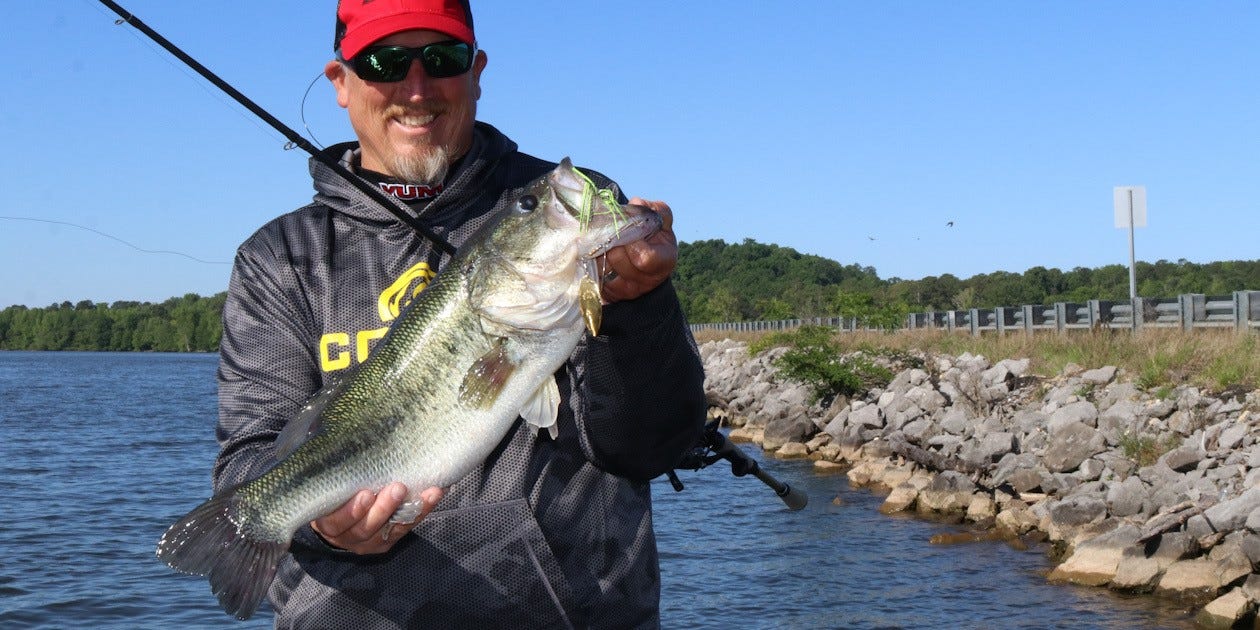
left=580, top=207, right=662, bottom=259
left=547, top=158, right=664, bottom=259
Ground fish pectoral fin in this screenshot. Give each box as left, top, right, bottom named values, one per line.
left=520, top=377, right=560, bottom=440
left=275, top=375, right=345, bottom=458
left=459, top=340, right=516, bottom=409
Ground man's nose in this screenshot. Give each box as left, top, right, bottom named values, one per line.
left=398, top=60, right=436, bottom=97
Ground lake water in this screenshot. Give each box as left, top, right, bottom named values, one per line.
left=0, top=352, right=1199, bottom=629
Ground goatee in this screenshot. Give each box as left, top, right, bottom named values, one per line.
left=392, top=145, right=450, bottom=187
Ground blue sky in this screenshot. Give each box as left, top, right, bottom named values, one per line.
left=2, top=1, right=1256, bottom=308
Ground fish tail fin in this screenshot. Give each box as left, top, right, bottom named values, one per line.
left=156, top=492, right=288, bottom=620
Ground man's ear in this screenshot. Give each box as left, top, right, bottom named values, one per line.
left=325, top=60, right=351, bottom=108
left=470, top=50, right=488, bottom=101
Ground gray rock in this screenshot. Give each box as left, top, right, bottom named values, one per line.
left=1048, top=524, right=1141, bottom=587
left=1202, top=487, right=1260, bottom=533
left=1196, top=588, right=1254, bottom=629
left=762, top=413, right=817, bottom=451
left=1150, top=531, right=1201, bottom=565
left=1160, top=446, right=1206, bottom=473
left=901, top=417, right=935, bottom=442
left=904, top=385, right=947, bottom=415
left=1146, top=398, right=1176, bottom=419
left=1012, top=410, right=1050, bottom=434
left=1044, top=422, right=1107, bottom=473
left=1076, top=458, right=1106, bottom=482
left=938, top=407, right=972, bottom=436
left=886, top=404, right=925, bottom=432
left=960, top=432, right=1017, bottom=470
left=918, top=471, right=978, bottom=514
left=996, top=358, right=1031, bottom=378
left=926, top=434, right=963, bottom=453
left=1107, top=476, right=1150, bottom=518
left=1008, top=468, right=1045, bottom=494
left=822, top=407, right=851, bottom=440
left=991, top=452, right=1037, bottom=487
left=980, top=363, right=1011, bottom=387
left=1049, top=401, right=1100, bottom=432
left=1217, top=423, right=1248, bottom=451
left=1080, top=366, right=1118, bottom=386
left=1168, top=410, right=1206, bottom=436
left=862, top=438, right=894, bottom=459
left=850, top=403, right=883, bottom=430
left=1049, top=496, right=1109, bottom=527
left=1098, top=399, right=1142, bottom=442
left=778, top=384, right=813, bottom=410
left=1098, top=383, right=1141, bottom=412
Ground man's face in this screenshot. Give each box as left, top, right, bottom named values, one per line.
left=326, top=29, right=487, bottom=183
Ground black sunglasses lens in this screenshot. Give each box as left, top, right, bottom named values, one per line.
left=422, top=43, right=472, bottom=78
left=355, top=47, right=412, bottom=82
left=353, top=43, right=472, bottom=82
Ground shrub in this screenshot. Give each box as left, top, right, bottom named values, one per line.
left=756, top=325, right=893, bottom=403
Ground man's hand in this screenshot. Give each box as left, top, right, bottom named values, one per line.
left=310, top=482, right=444, bottom=554
left=600, top=198, right=677, bottom=303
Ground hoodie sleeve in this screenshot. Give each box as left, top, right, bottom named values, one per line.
left=214, top=235, right=345, bottom=554
left=576, top=278, right=707, bottom=481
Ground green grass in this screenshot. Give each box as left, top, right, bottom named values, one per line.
left=698, top=327, right=1259, bottom=396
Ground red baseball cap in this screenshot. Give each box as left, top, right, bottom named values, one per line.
left=335, top=0, right=475, bottom=59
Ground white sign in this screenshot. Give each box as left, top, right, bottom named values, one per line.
left=1114, top=186, right=1147, bottom=228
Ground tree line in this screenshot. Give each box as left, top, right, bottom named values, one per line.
left=0, top=293, right=224, bottom=352
left=3, top=239, right=1258, bottom=350
left=674, top=239, right=1260, bottom=325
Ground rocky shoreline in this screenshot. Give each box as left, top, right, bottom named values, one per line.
left=700, top=339, right=1260, bottom=629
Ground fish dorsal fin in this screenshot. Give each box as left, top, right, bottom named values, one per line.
left=521, top=377, right=560, bottom=440
left=274, top=375, right=345, bottom=459
left=459, top=339, right=516, bottom=409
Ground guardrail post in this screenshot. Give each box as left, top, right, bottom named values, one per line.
left=1098, top=300, right=1113, bottom=329
left=1180, top=293, right=1205, bottom=332
left=967, top=309, right=978, bottom=336
left=1054, top=303, right=1067, bottom=333
left=1132, top=297, right=1144, bottom=331
left=996, top=307, right=1007, bottom=334
left=1022, top=305, right=1034, bottom=335
left=1235, top=291, right=1252, bottom=332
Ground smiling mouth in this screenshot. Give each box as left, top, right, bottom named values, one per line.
left=394, top=113, right=438, bottom=129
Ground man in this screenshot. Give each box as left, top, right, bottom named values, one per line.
left=213, top=0, right=706, bottom=628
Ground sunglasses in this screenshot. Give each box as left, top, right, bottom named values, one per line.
left=345, top=41, right=475, bottom=82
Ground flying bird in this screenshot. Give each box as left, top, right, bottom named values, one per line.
left=946, top=221, right=954, bottom=227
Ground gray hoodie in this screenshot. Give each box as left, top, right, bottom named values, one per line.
left=213, top=122, right=706, bottom=629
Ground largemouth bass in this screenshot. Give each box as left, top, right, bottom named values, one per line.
left=156, top=159, right=662, bottom=619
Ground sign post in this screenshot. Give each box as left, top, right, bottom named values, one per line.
left=1113, top=186, right=1147, bottom=301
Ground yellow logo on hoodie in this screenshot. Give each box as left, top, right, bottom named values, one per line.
left=318, top=262, right=437, bottom=372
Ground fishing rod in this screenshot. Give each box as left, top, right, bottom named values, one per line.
left=99, top=1, right=800, bottom=514
left=669, top=421, right=808, bottom=511
left=97, top=0, right=457, bottom=257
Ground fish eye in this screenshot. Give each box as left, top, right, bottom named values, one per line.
left=516, top=194, right=538, bottom=213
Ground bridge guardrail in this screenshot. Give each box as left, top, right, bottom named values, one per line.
left=689, top=291, right=1260, bottom=336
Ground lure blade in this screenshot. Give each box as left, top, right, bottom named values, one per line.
left=579, top=276, right=603, bottom=336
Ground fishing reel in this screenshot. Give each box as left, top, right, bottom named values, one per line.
left=667, top=421, right=808, bottom=511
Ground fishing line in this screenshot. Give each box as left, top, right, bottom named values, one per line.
left=298, top=71, right=330, bottom=152
left=95, top=0, right=457, bottom=257
left=82, top=0, right=288, bottom=149
left=0, top=216, right=231, bottom=265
